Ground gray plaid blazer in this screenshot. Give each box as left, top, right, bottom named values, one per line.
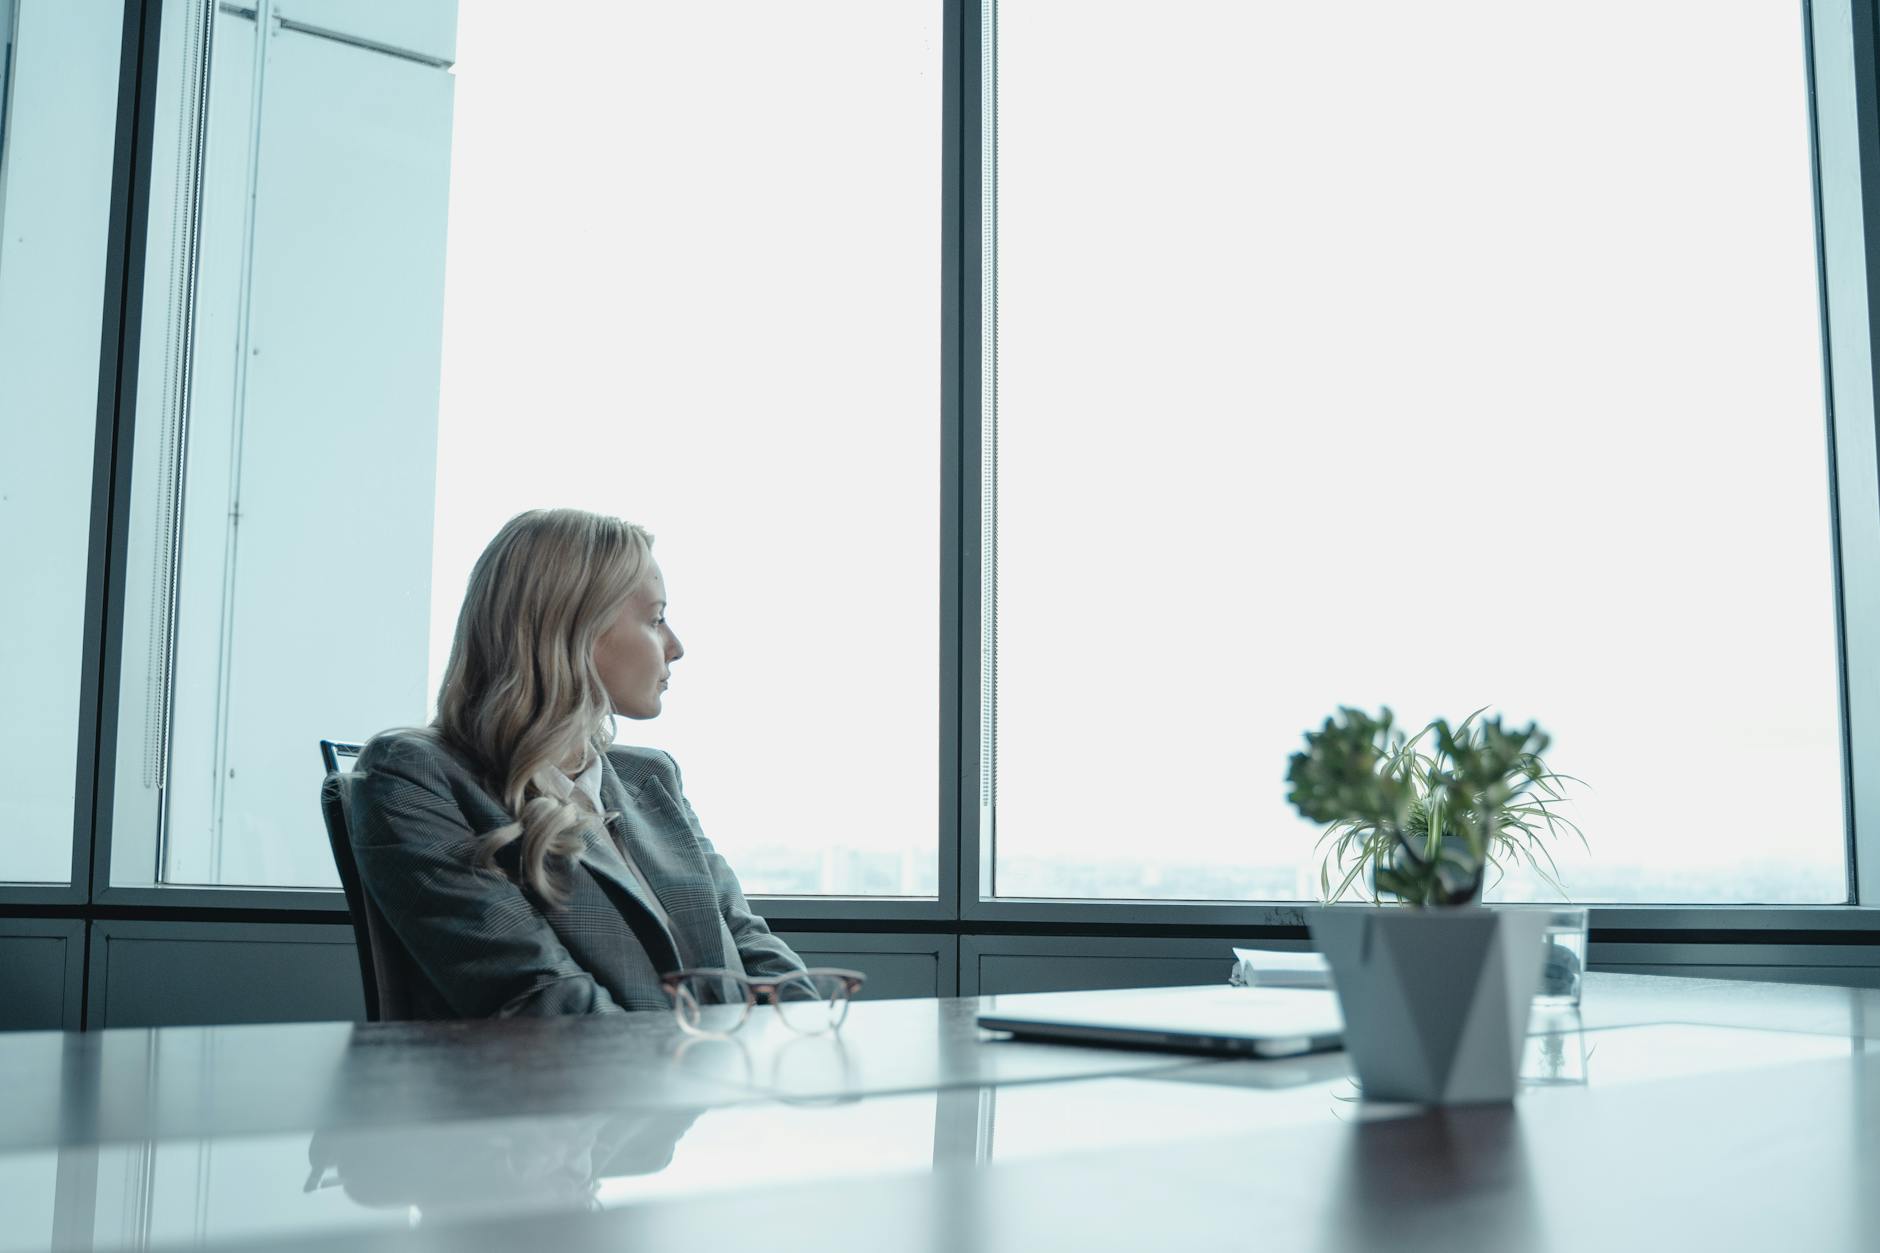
left=349, top=729, right=803, bottom=1018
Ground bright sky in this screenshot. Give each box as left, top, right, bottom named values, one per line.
left=431, top=3, right=941, bottom=881
left=994, top=0, right=1845, bottom=900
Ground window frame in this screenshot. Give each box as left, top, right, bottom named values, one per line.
left=1817, top=0, right=1880, bottom=910
left=13, top=0, right=1880, bottom=948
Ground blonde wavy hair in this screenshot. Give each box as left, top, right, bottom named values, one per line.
left=434, top=508, right=656, bottom=904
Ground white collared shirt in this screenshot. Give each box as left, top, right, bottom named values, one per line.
left=545, top=754, right=677, bottom=934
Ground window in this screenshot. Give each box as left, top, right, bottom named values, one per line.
left=984, top=0, right=1847, bottom=904
left=109, top=1, right=942, bottom=896
left=0, top=0, right=124, bottom=885
left=78, top=0, right=1878, bottom=916
left=109, top=0, right=455, bottom=891
left=428, top=2, right=941, bottom=896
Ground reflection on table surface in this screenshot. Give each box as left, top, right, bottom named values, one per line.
left=4, top=973, right=1880, bottom=1252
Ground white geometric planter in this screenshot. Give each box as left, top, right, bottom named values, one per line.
left=1306, top=906, right=1550, bottom=1105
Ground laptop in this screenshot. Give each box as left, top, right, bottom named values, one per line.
left=976, top=984, right=1345, bottom=1059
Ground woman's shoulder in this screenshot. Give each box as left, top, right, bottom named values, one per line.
left=604, top=743, right=681, bottom=792
left=357, top=726, right=477, bottom=783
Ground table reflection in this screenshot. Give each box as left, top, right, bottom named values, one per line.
left=306, top=1107, right=704, bottom=1219
left=1524, top=1011, right=1592, bottom=1086
left=11, top=981, right=1873, bottom=1252
left=669, top=1029, right=860, bottom=1101
left=1316, top=1105, right=1544, bottom=1251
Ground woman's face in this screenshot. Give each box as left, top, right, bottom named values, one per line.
left=593, top=560, right=684, bottom=720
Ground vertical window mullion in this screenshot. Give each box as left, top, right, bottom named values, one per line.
left=1814, top=0, right=1880, bottom=907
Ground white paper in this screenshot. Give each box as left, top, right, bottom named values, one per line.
left=1230, top=947, right=1331, bottom=989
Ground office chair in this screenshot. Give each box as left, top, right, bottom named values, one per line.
left=320, top=739, right=417, bottom=1022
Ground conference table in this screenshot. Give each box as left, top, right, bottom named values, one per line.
left=4, top=971, right=1879, bottom=1251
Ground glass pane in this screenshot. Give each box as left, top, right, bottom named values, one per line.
left=0, top=0, right=123, bottom=885
left=426, top=1, right=941, bottom=896
left=116, top=1, right=940, bottom=894
left=112, top=0, right=453, bottom=889
left=989, top=0, right=1846, bottom=904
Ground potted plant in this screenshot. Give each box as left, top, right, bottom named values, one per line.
left=1286, top=706, right=1583, bottom=1104
left=1303, top=707, right=1585, bottom=905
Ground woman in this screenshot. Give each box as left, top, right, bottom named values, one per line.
left=350, top=508, right=803, bottom=1018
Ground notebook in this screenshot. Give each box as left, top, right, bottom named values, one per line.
left=976, top=984, right=1345, bottom=1059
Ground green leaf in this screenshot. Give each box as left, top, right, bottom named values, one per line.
left=1293, top=706, right=1588, bottom=906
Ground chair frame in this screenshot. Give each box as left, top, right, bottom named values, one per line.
left=320, top=739, right=416, bottom=1022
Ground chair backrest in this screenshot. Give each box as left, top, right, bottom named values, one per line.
left=320, top=739, right=362, bottom=775
left=320, top=741, right=417, bottom=1022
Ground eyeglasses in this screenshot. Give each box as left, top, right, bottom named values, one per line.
left=660, top=967, right=866, bottom=1037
